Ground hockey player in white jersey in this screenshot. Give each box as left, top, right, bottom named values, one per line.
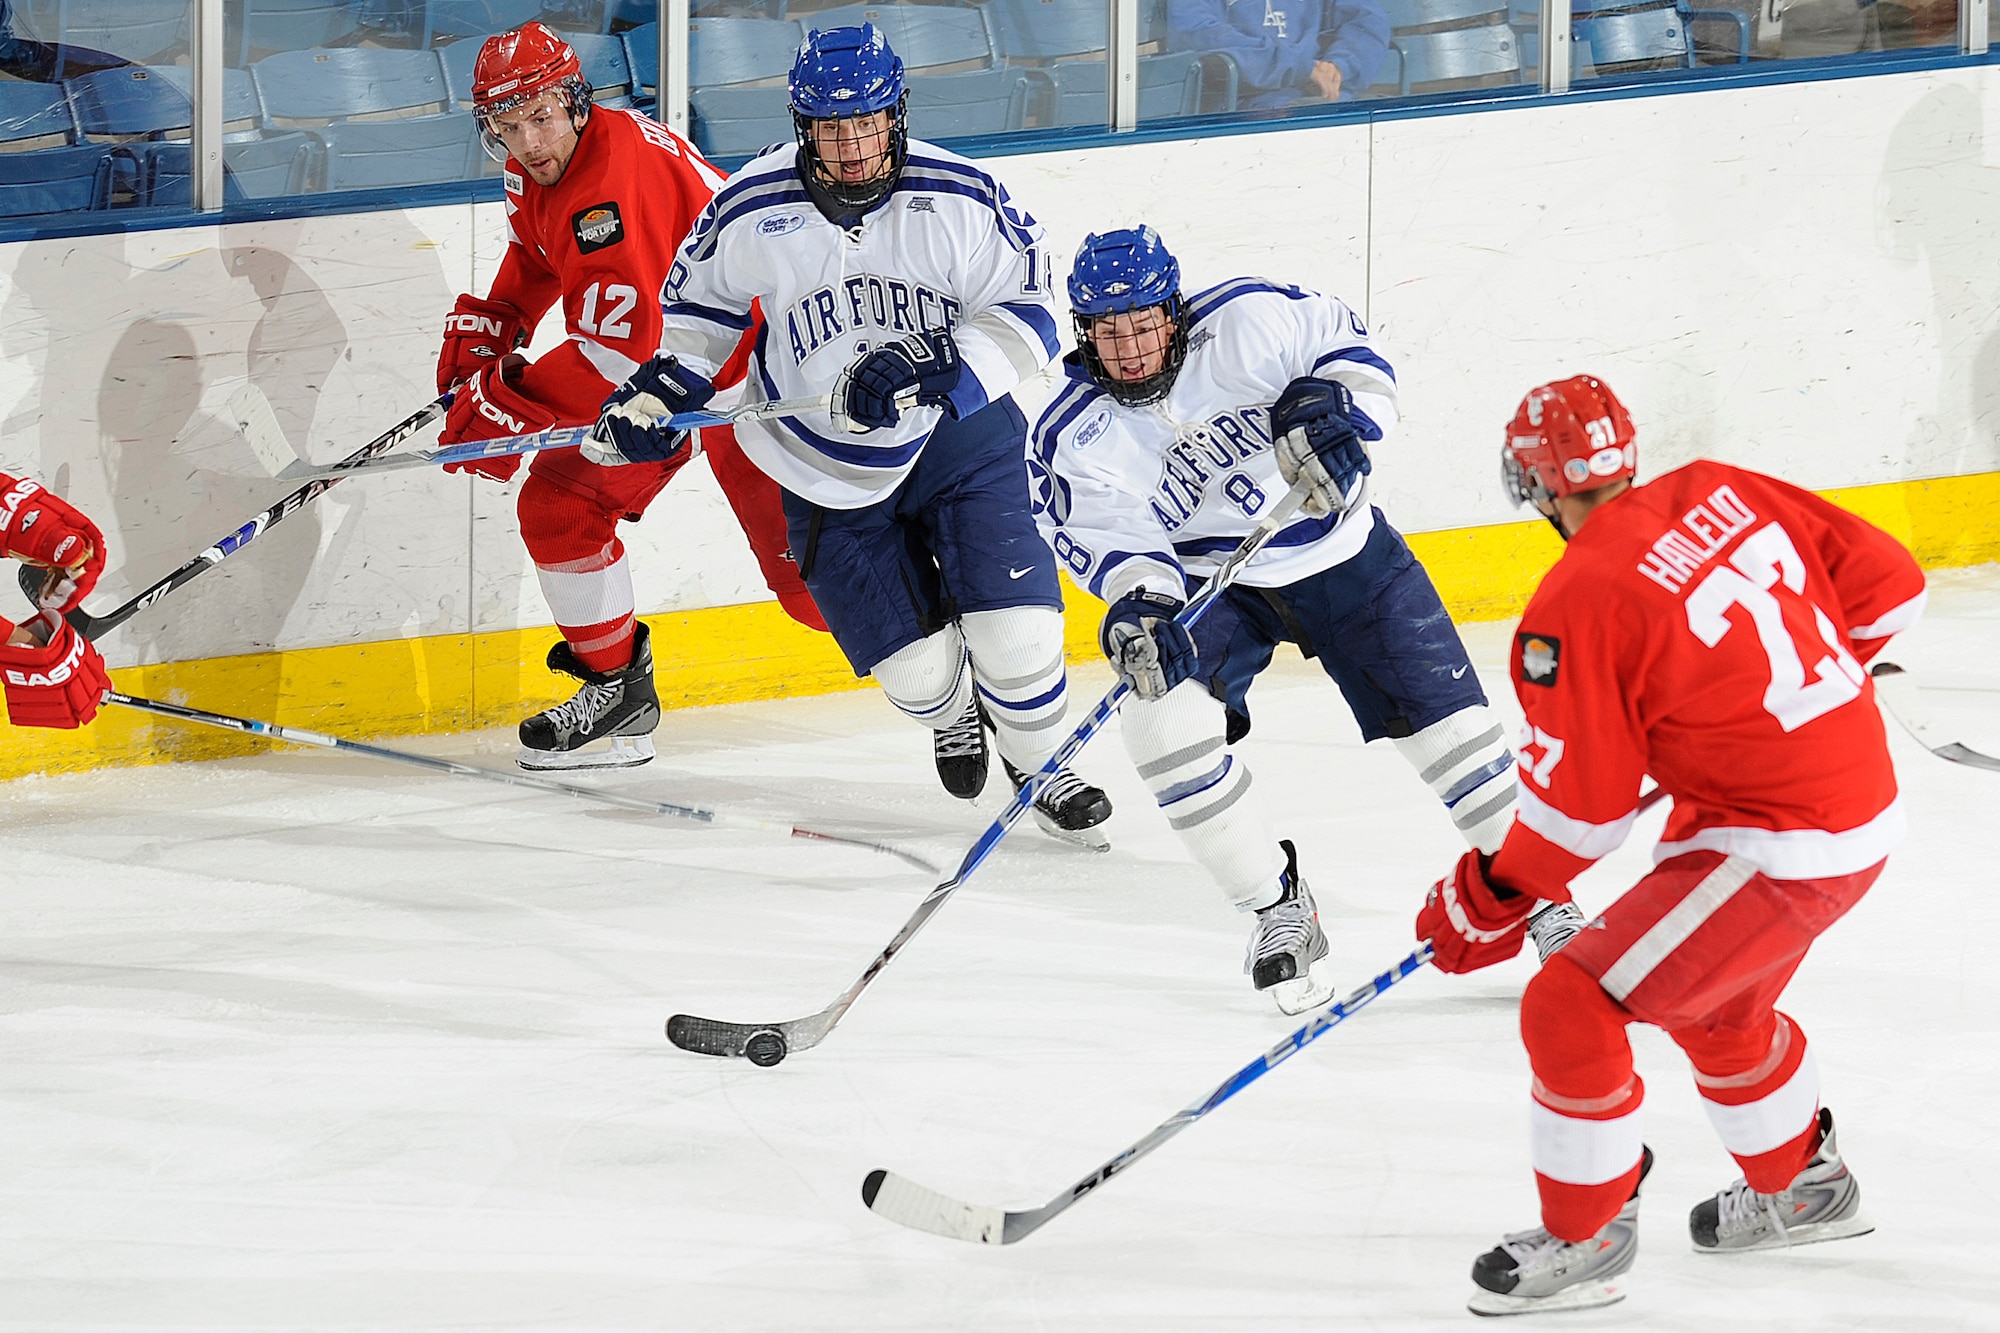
left=1032, top=227, right=1580, bottom=1006
left=588, top=24, right=1111, bottom=842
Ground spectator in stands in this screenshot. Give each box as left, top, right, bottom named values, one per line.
left=1168, top=0, right=1390, bottom=109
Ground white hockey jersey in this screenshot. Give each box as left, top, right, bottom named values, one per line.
left=656, top=140, right=1061, bottom=509
left=1029, top=279, right=1399, bottom=605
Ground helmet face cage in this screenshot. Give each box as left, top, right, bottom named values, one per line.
left=1068, top=226, right=1189, bottom=407
left=790, top=24, right=908, bottom=214
left=790, top=96, right=908, bottom=213
left=476, top=74, right=592, bottom=163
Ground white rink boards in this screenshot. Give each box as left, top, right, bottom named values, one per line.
left=2, top=569, right=1997, bottom=1330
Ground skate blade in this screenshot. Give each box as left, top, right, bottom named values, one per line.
left=1467, top=1279, right=1625, bottom=1317
left=517, top=733, right=656, bottom=772
left=1267, top=957, right=1336, bottom=1016
left=1690, top=1210, right=1875, bottom=1254
left=1031, top=809, right=1110, bottom=853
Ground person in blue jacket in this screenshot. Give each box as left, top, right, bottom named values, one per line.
left=1169, top=0, right=1391, bottom=109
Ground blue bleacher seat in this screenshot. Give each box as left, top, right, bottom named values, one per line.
left=801, top=5, right=991, bottom=70
left=238, top=0, right=369, bottom=63
left=421, top=0, right=548, bottom=46
left=253, top=48, right=477, bottom=191
left=690, top=17, right=806, bottom=87
left=982, top=0, right=1167, bottom=61
left=904, top=67, right=1031, bottom=136
left=126, top=134, right=320, bottom=205
left=1046, top=52, right=1204, bottom=126
left=10, top=0, right=189, bottom=64
left=66, top=66, right=262, bottom=141
left=0, top=78, right=83, bottom=151
left=1378, top=0, right=1510, bottom=26
left=0, top=143, right=114, bottom=216
left=687, top=83, right=791, bottom=158
left=1370, top=23, right=1520, bottom=95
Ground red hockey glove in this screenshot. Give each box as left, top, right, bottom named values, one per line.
left=437, top=293, right=525, bottom=396
left=439, top=355, right=555, bottom=481
left=0, top=615, right=111, bottom=729
left=1, top=472, right=105, bottom=612
left=1416, top=850, right=1550, bottom=975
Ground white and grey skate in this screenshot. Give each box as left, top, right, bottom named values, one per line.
left=1468, top=1147, right=1652, bottom=1317
left=934, top=697, right=989, bottom=799
left=1246, top=840, right=1334, bottom=1015
left=518, top=622, right=661, bottom=772
left=1690, top=1107, right=1873, bottom=1253
left=1004, top=759, right=1112, bottom=852
left=1526, top=900, right=1588, bottom=961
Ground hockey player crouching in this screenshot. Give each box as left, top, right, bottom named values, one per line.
left=0, top=472, right=112, bottom=730
left=1030, top=226, right=1560, bottom=1012
left=1417, top=377, right=1925, bottom=1315
left=434, top=23, right=822, bottom=773
left=590, top=25, right=1112, bottom=843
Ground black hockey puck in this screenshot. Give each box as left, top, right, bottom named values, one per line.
left=743, top=1028, right=788, bottom=1067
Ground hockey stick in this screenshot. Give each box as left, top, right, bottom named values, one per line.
left=20, top=394, right=453, bottom=641
left=863, top=943, right=1436, bottom=1244
left=664, top=482, right=1317, bottom=1067
left=1870, top=662, right=2000, bottom=773
left=109, top=692, right=939, bottom=875
left=263, top=391, right=843, bottom=483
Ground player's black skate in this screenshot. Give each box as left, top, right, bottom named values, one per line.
left=933, top=696, right=989, bottom=799
left=518, top=622, right=661, bottom=771
left=1246, top=840, right=1334, bottom=1015
left=1689, top=1107, right=1872, bottom=1253
left=1004, top=758, right=1112, bottom=852
left=1468, top=1147, right=1652, bottom=1317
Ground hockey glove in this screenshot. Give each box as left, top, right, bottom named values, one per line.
left=1271, top=377, right=1370, bottom=519
left=436, top=293, right=525, bottom=395
left=1, top=473, right=104, bottom=612
left=584, top=355, right=713, bottom=467
left=439, top=355, right=555, bottom=481
left=1100, top=589, right=1197, bottom=701
left=0, top=614, right=111, bottom=729
left=833, top=329, right=961, bottom=433
left=1416, top=850, right=1553, bottom=975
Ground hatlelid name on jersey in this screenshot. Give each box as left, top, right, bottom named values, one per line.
left=1148, top=408, right=1276, bottom=532
left=783, top=276, right=962, bottom=366
left=1635, top=483, right=1758, bottom=594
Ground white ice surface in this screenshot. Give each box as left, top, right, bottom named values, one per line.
left=4, top=572, right=1999, bottom=1331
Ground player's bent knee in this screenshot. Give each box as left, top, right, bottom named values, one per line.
left=519, top=473, right=620, bottom=568
left=1392, top=704, right=1517, bottom=854
left=1523, top=954, right=1635, bottom=1094
left=870, top=627, right=971, bottom=729
left=961, top=606, right=1068, bottom=752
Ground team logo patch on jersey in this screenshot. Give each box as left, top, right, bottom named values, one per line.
left=503, top=169, right=523, bottom=194
left=572, top=202, right=625, bottom=254
left=1073, top=409, right=1111, bottom=449
left=758, top=213, right=806, bottom=236
left=1518, top=633, right=1560, bottom=686
left=906, top=196, right=935, bottom=213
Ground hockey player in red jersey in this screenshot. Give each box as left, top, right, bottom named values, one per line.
left=0, top=472, right=111, bottom=730
left=436, top=22, right=823, bottom=771
left=1416, top=376, right=1927, bottom=1316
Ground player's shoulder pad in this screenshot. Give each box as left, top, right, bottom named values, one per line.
left=1184, top=276, right=1318, bottom=331
left=898, top=139, right=1040, bottom=253
left=685, top=145, right=813, bottom=260
left=1031, top=362, right=1113, bottom=465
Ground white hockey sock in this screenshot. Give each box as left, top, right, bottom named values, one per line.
left=536, top=552, right=636, bottom=637
left=1122, top=682, right=1286, bottom=912
left=960, top=606, right=1069, bottom=769
left=1392, top=705, right=1518, bottom=854
left=870, top=625, right=973, bottom=730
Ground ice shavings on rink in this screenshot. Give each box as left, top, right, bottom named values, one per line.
left=2, top=568, right=1998, bottom=1330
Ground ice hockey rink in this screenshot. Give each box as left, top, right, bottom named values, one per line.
left=2, top=567, right=1995, bottom=1332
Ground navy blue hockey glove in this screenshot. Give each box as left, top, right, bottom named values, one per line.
left=585, top=355, right=715, bottom=466
left=1100, top=589, right=1197, bottom=701
left=1271, top=377, right=1371, bottom=518
left=834, top=329, right=962, bottom=433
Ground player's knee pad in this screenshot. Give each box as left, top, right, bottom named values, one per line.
left=960, top=605, right=1067, bottom=766
left=870, top=625, right=971, bottom=729
left=1523, top=954, right=1636, bottom=1101
left=519, top=472, right=621, bottom=569
left=1122, top=681, right=1285, bottom=911
left=1391, top=704, right=1517, bottom=853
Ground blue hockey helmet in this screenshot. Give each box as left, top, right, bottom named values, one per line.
left=790, top=25, right=908, bottom=215
left=1068, top=227, right=1190, bottom=406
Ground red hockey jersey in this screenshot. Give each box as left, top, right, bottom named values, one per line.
left=491, top=107, right=747, bottom=423
left=1489, top=459, right=1926, bottom=897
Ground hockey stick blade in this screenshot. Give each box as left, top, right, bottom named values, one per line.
left=1871, top=662, right=2000, bottom=772
left=862, top=944, right=1435, bottom=1245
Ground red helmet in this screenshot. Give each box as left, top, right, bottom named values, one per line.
left=472, top=22, right=589, bottom=153
left=1502, top=375, right=1636, bottom=509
